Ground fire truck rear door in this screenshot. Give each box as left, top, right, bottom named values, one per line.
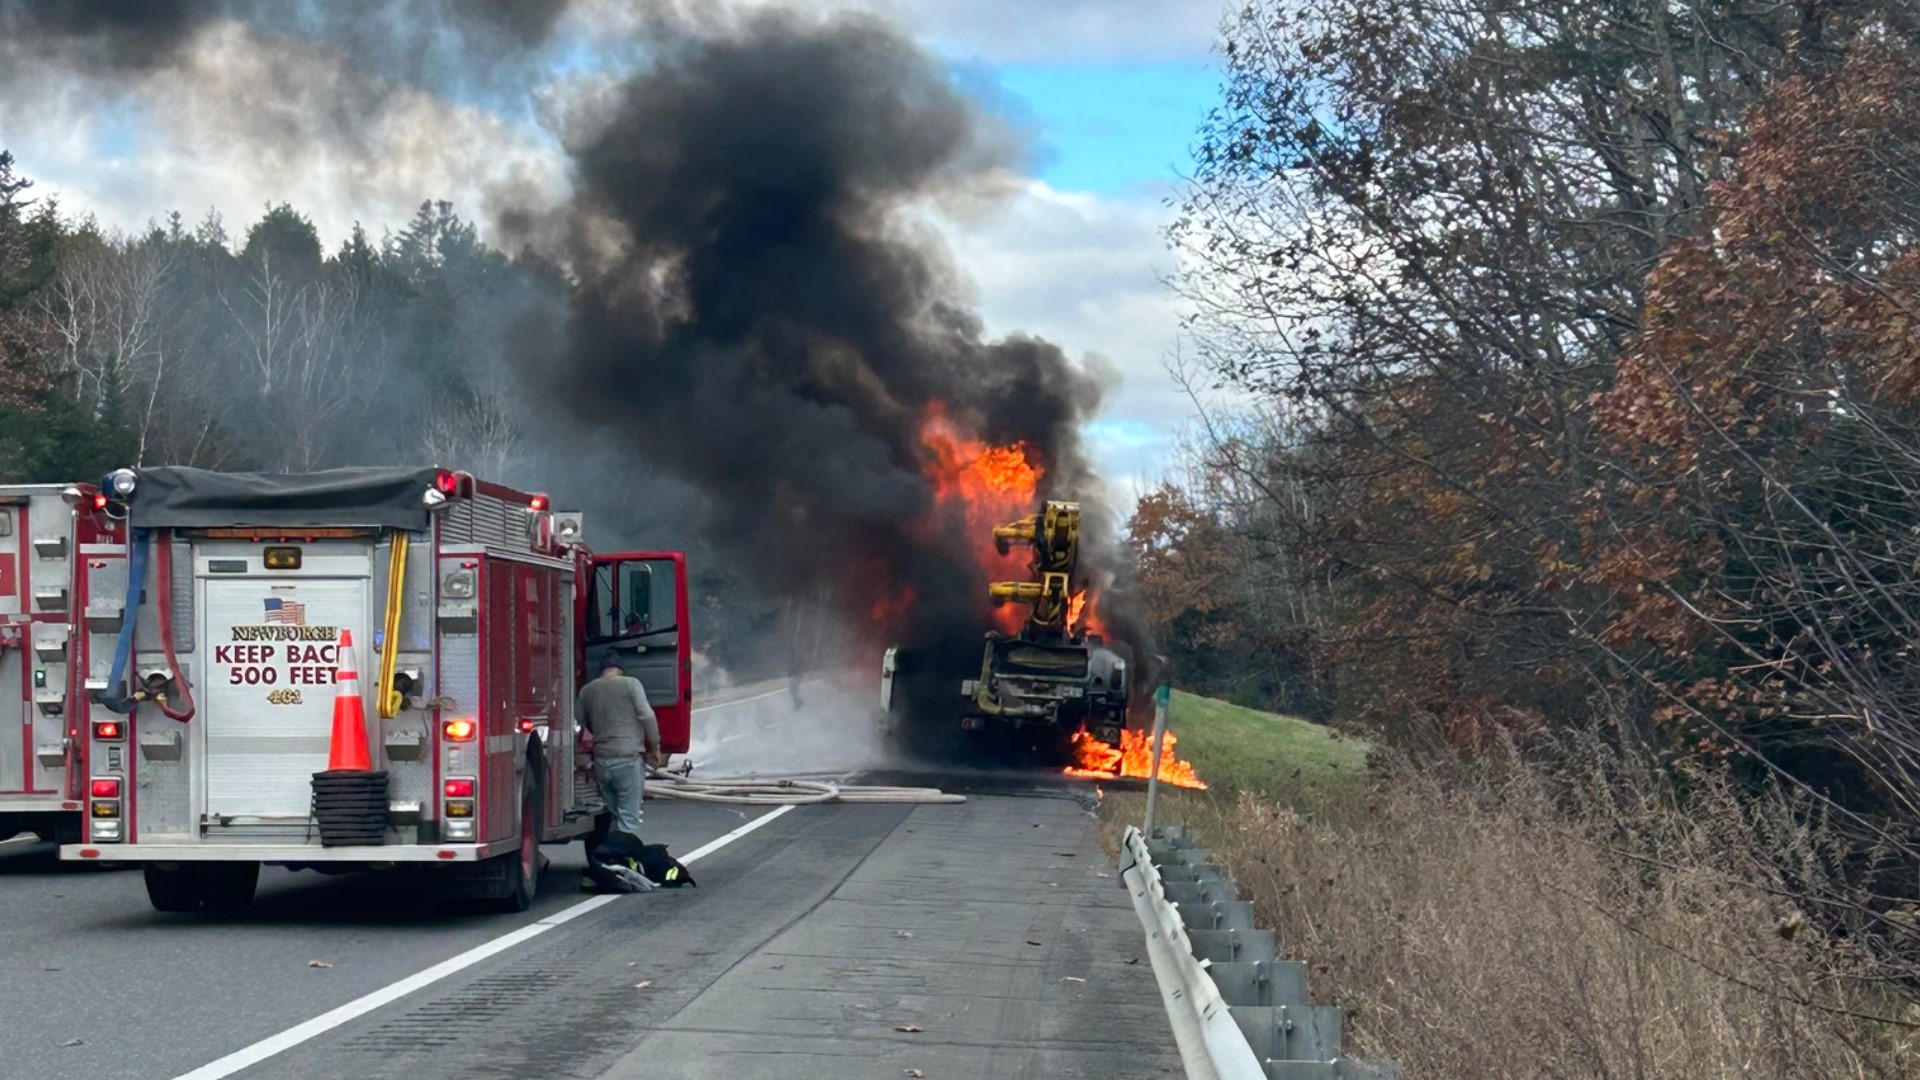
left=201, top=553, right=371, bottom=820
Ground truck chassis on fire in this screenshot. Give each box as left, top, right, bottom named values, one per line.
left=882, top=499, right=1132, bottom=757
left=57, top=465, right=690, bottom=914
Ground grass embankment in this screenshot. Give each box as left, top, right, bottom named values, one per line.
left=1160, top=689, right=1368, bottom=802
left=1102, top=693, right=1919, bottom=1078
left=1100, top=690, right=1365, bottom=847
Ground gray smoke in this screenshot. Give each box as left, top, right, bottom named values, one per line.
left=0, top=1, right=572, bottom=73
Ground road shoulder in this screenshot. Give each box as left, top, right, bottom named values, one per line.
left=599, top=794, right=1180, bottom=1080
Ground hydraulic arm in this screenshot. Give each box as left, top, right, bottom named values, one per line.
left=987, top=500, right=1081, bottom=637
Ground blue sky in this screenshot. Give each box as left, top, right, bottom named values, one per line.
left=985, top=60, right=1215, bottom=195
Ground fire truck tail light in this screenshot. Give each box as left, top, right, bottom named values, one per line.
left=90, top=800, right=119, bottom=818
left=442, top=719, right=476, bottom=741
left=445, top=800, right=473, bottom=818
left=263, top=545, right=302, bottom=570
left=443, top=778, right=474, bottom=798
left=92, top=721, right=123, bottom=740
left=89, top=777, right=120, bottom=798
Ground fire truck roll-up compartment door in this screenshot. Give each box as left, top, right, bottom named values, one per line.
left=200, top=552, right=370, bottom=821
left=0, top=498, right=24, bottom=797
left=583, top=553, right=691, bottom=754
left=2, top=488, right=77, bottom=800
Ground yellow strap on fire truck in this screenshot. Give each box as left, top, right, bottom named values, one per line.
left=378, top=531, right=407, bottom=718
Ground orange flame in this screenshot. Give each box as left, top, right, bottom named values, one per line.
left=1064, top=727, right=1207, bottom=789
left=1066, top=589, right=1112, bottom=639
left=919, top=403, right=1042, bottom=507
left=918, top=403, right=1042, bottom=633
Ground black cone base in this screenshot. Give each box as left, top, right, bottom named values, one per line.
left=311, top=770, right=390, bottom=846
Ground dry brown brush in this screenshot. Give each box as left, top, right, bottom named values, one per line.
left=1164, top=735, right=1920, bottom=1078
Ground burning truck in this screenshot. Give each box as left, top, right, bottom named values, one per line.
left=882, top=499, right=1133, bottom=758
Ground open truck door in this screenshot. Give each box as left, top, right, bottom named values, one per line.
left=580, top=553, right=691, bottom=754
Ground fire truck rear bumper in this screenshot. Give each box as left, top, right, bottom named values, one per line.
left=58, top=840, right=514, bottom=863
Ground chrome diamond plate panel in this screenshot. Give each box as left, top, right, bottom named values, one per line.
left=439, top=634, right=480, bottom=721
left=138, top=753, right=192, bottom=838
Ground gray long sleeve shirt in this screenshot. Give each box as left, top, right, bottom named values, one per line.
left=576, top=674, right=660, bottom=757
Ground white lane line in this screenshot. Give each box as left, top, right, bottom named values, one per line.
left=678, top=802, right=794, bottom=864
left=171, top=803, right=797, bottom=1080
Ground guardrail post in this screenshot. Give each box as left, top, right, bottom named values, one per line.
left=1143, top=682, right=1171, bottom=834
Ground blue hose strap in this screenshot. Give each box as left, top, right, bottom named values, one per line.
left=99, top=527, right=148, bottom=715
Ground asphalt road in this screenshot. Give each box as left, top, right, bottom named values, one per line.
left=0, top=685, right=1178, bottom=1080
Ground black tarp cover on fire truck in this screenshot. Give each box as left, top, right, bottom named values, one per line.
left=127, top=467, right=442, bottom=530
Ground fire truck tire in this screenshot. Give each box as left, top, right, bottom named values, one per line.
left=32, top=821, right=80, bottom=845
left=199, top=862, right=260, bottom=912
left=488, top=777, right=542, bottom=913
left=144, top=862, right=260, bottom=912
left=143, top=864, right=205, bottom=913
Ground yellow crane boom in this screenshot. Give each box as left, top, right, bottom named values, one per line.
left=987, top=500, right=1080, bottom=636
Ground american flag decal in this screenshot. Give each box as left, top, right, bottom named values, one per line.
left=263, top=597, right=307, bottom=625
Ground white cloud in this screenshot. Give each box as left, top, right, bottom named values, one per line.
left=0, top=20, right=568, bottom=245
left=570, top=0, right=1224, bottom=64
left=827, top=0, right=1224, bottom=63
left=927, top=178, right=1200, bottom=499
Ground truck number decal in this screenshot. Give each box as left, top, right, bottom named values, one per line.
left=265, top=689, right=304, bottom=706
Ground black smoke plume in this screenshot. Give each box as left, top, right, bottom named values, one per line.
left=524, top=9, right=1140, bottom=744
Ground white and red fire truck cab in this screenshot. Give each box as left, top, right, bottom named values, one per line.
left=56, top=465, right=691, bottom=914
left=0, top=483, right=99, bottom=845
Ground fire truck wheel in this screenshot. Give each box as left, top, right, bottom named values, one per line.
left=143, top=864, right=206, bottom=913
left=199, top=862, right=260, bottom=912
left=489, top=778, right=542, bottom=913
left=33, top=819, right=81, bottom=845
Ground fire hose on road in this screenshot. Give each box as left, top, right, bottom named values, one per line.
left=644, top=772, right=965, bottom=805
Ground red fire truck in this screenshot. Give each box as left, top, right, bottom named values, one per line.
left=57, top=465, right=691, bottom=914
left=0, top=483, right=101, bottom=845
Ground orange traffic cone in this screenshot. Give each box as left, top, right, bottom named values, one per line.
left=326, top=629, right=373, bottom=772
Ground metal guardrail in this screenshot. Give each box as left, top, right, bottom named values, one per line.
left=1122, top=824, right=1401, bottom=1080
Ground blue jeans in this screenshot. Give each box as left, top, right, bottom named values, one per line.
left=592, top=754, right=645, bottom=837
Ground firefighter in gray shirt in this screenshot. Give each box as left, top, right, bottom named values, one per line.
left=576, top=664, right=663, bottom=839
